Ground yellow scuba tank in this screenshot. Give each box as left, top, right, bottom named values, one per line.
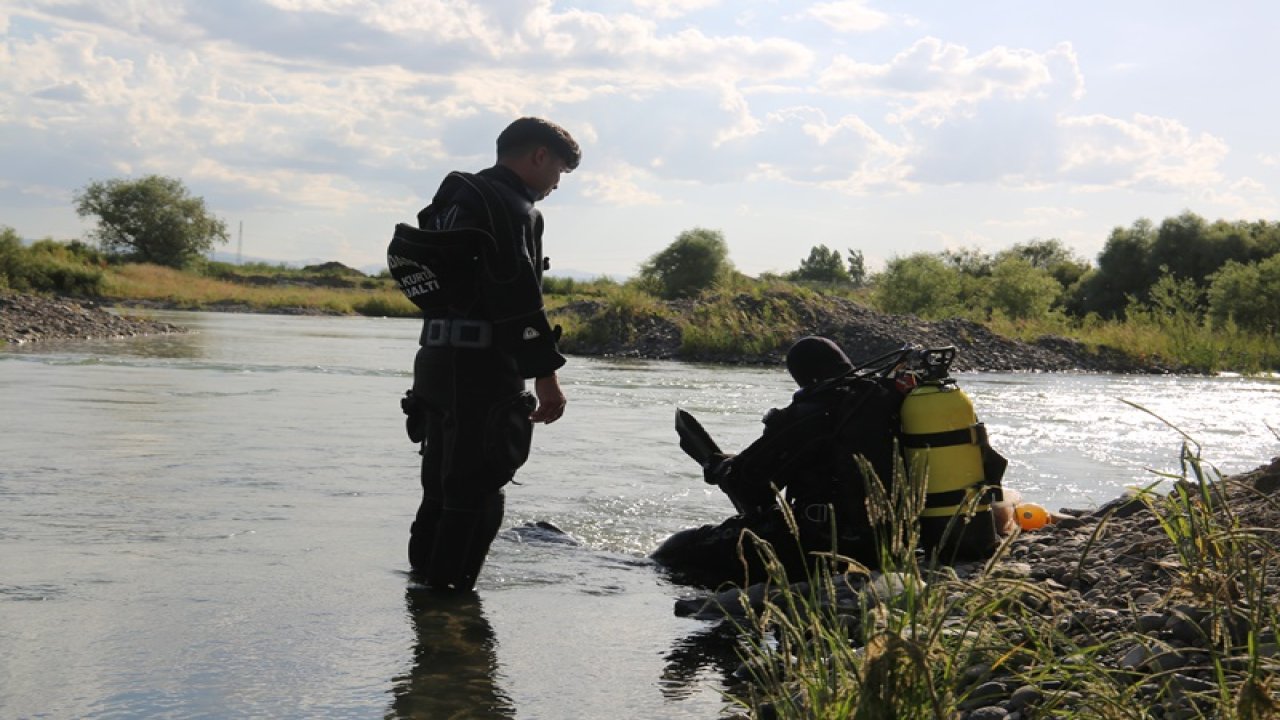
left=896, top=346, right=1003, bottom=561
left=900, top=380, right=988, bottom=518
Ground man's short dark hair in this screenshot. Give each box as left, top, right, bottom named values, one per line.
left=496, top=117, right=581, bottom=171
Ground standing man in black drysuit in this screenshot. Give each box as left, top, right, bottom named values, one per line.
left=652, top=336, right=903, bottom=586
left=387, top=117, right=581, bottom=591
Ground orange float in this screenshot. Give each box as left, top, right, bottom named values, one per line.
left=1015, top=503, right=1051, bottom=531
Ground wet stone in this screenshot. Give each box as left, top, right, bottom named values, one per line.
left=1007, top=685, right=1042, bottom=712
left=1136, top=613, right=1167, bottom=633
left=962, top=680, right=1011, bottom=709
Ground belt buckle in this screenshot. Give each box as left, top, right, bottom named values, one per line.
left=450, top=320, right=491, bottom=349
left=425, top=319, right=449, bottom=347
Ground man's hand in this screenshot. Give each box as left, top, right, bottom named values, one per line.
left=530, top=373, right=567, bottom=424
left=703, top=453, right=735, bottom=485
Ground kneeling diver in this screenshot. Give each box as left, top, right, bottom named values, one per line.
left=652, top=336, right=903, bottom=586
left=653, top=336, right=1009, bottom=587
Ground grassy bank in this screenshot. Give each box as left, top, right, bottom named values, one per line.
left=987, top=311, right=1280, bottom=376
left=3, top=237, right=1276, bottom=372
left=103, top=262, right=419, bottom=317
left=721, top=440, right=1280, bottom=718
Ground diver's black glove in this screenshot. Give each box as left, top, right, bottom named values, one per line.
left=703, top=453, right=734, bottom=485
left=400, top=390, right=426, bottom=444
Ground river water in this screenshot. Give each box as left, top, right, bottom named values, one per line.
left=2, top=311, right=1277, bottom=719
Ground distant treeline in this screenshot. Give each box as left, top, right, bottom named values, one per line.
left=870, top=211, right=1280, bottom=334
left=5, top=209, right=1279, bottom=372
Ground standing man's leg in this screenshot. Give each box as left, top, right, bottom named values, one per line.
left=413, top=346, right=530, bottom=591
left=408, top=407, right=444, bottom=572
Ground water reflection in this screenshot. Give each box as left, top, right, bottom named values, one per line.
left=387, top=587, right=515, bottom=720
left=660, top=621, right=744, bottom=700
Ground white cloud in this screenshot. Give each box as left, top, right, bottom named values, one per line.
left=800, top=1, right=890, bottom=33
left=1059, top=113, right=1228, bottom=190
left=631, top=0, right=720, bottom=20
left=750, top=107, right=913, bottom=192
left=1196, top=177, right=1277, bottom=219
left=818, top=38, right=1083, bottom=126
left=1, top=1, right=1269, bottom=273
left=578, top=162, right=663, bottom=205
left=984, top=206, right=1084, bottom=228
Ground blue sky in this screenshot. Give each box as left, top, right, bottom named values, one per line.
left=2, top=1, right=1277, bottom=277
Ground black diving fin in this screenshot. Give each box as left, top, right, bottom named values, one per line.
left=675, top=408, right=721, bottom=468
left=676, top=408, right=771, bottom=517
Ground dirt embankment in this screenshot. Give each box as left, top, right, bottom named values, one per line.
left=554, top=294, right=1182, bottom=374
left=0, top=293, right=185, bottom=345
left=2, top=289, right=1186, bottom=374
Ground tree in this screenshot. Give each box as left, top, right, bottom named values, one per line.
left=999, top=238, right=1090, bottom=290
left=988, top=255, right=1061, bottom=320
left=638, top=227, right=733, bottom=299
left=1073, top=218, right=1156, bottom=318
left=846, top=249, right=867, bottom=288
left=74, top=175, right=228, bottom=268
left=1148, top=210, right=1223, bottom=292
left=788, top=244, right=849, bottom=283
left=1207, top=255, right=1280, bottom=333
left=873, top=253, right=963, bottom=318
left=941, top=247, right=994, bottom=277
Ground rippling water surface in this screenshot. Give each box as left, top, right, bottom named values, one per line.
left=2, top=311, right=1277, bottom=719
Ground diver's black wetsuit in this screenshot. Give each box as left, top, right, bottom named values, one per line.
left=652, top=376, right=903, bottom=586
left=397, top=165, right=565, bottom=591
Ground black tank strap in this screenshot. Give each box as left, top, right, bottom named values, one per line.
left=901, top=422, right=988, bottom=449
left=924, top=484, right=1000, bottom=509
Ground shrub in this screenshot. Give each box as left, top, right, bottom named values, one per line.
left=0, top=226, right=22, bottom=290
left=638, top=227, right=734, bottom=299
left=0, top=229, right=105, bottom=295
left=987, top=255, right=1060, bottom=320
left=872, top=253, right=964, bottom=318
left=1207, top=255, right=1280, bottom=334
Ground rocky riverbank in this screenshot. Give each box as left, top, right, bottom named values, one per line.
left=554, top=293, right=1183, bottom=374
left=0, top=293, right=185, bottom=345
left=674, top=457, right=1280, bottom=719
left=4, top=288, right=1183, bottom=374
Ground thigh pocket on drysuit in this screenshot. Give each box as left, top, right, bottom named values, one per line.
left=483, top=391, right=537, bottom=477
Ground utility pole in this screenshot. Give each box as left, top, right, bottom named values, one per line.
left=237, top=221, right=243, bottom=265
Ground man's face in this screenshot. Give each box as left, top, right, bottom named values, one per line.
left=530, top=147, right=570, bottom=200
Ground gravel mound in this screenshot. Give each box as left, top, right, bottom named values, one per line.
left=0, top=293, right=185, bottom=345
left=555, top=294, right=1175, bottom=374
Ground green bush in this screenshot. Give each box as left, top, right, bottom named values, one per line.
left=987, top=255, right=1060, bottom=320
left=562, top=285, right=666, bottom=348
left=1207, top=255, right=1280, bottom=333
left=23, top=253, right=106, bottom=296
left=638, top=227, right=734, bottom=299
left=1, top=226, right=22, bottom=290
left=872, top=253, right=964, bottom=318
left=0, top=228, right=104, bottom=296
